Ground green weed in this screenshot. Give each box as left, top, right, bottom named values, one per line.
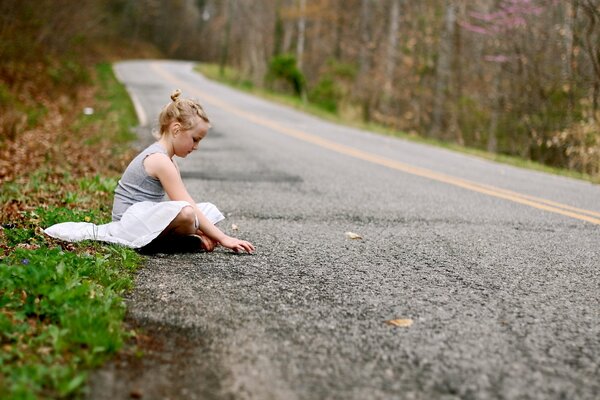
left=0, top=245, right=140, bottom=398
left=0, top=62, right=143, bottom=398
left=34, top=206, right=107, bottom=228
left=78, top=175, right=118, bottom=193
left=3, top=228, right=35, bottom=247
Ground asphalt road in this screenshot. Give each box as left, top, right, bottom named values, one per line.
left=89, top=60, right=600, bottom=400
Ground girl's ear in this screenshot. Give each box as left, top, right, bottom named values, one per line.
left=170, top=122, right=182, bottom=136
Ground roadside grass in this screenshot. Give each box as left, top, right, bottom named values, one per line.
left=195, top=63, right=599, bottom=185
left=0, top=63, right=142, bottom=398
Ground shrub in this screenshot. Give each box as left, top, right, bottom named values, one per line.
left=308, top=59, right=356, bottom=114
left=265, top=54, right=305, bottom=97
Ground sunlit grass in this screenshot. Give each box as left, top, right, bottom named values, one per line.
left=73, top=63, right=138, bottom=145
left=195, top=63, right=599, bottom=185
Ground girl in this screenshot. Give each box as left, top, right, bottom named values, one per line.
left=45, top=89, right=254, bottom=254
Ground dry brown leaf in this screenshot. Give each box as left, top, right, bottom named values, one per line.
left=345, top=231, right=363, bottom=240
left=385, top=318, right=413, bottom=327
left=17, top=243, right=40, bottom=250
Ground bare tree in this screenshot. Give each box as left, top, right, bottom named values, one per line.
left=384, top=0, right=402, bottom=101
left=296, top=0, right=307, bottom=71
left=577, top=0, right=600, bottom=116
left=430, top=0, right=456, bottom=138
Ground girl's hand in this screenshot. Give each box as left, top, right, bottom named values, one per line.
left=219, top=236, right=255, bottom=254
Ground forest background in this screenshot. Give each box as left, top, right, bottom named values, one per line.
left=1, top=0, right=600, bottom=179
left=0, top=0, right=599, bottom=396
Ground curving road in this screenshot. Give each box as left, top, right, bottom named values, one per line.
left=90, top=60, right=600, bottom=400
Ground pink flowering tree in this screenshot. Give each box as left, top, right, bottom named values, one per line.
left=459, top=0, right=553, bottom=152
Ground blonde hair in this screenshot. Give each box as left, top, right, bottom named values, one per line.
left=157, top=89, right=210, bottom=136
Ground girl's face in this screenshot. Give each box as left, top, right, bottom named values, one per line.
left=172, top=118, right=209, bottom=157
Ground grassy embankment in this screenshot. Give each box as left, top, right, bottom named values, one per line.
left=195, top=63, right=598, bottom=185
left=0, top=63, right=143, bottom=398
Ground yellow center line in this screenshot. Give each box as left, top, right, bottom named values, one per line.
left=475, top=182, right=600, bottom=219
left=151, top=62, right=600, bottom=226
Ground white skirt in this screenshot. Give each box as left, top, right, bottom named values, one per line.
left=44, top=201, right=225, bottom=248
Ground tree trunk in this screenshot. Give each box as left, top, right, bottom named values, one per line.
left=359, top=0, right=372, bottom=121
left=579, top=0, right=600, bottom=116
left=219, top=0, right=233, bottom=77
left=430, top=0, right=456, bottom=138
left=487, top=66, right=501, bottom=153
left=451, top=0, right=465, bottom=145
left=273, top=0, right=283, bottom=57
left=296, top=0, right=306, bottom=71
left=563, top=1, right=576, bottom=122
left=384, top=0, right=401, bottom=98
left=334, top=0, right=344, bottom=60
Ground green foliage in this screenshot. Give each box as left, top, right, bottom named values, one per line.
left=35, top=206, right=108, bottom=228
left=24, top=104, right=48, bottom=129
left=239, top=79, right=255, bottom=90
left=70, top=63, right=138, bottom=145
left=308, top=59, right=357, bottom=114
left=325, top=59, right=357, bottom=80
left=3, top=228, right=36, bottom=247
left=309, top=78, right=339, bottom=113
left=0, top=83, right=11, bottom=106
left=0, top=59, right=145, bottom=397
left=456, top=95, right=490, bottom=148
left=266, top=54, right=305, bottom=97
left=79, top=175, right=118, bottom=193
left=47, top=59, right=91, bottom=89
left=0, top=245, right=140, bottom=398
left=194, top=62, right=600, bottom=184
left=0, top=88, right=47, bottom=140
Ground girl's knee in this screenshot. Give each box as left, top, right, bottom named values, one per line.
left=178, top=206, right=196, bottom=226
left=166, top=206, right=197, bottom=236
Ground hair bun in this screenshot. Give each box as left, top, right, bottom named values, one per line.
left=170, top=89, right=182, bottom=102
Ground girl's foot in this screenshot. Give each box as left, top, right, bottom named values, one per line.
left=197, top=232, right=217, bottom=252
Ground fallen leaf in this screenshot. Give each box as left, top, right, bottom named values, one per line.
left=231, top=223, right=239, bottom=231
left=385, top=318, right=413, bottom=327
left=18, top=244, right=40, bottom=250
left=345, top=231, right=362, bottom=240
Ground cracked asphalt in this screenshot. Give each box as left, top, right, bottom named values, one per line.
left=88, top=60, right=600, bottom=400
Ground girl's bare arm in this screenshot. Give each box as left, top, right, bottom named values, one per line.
left=144, top=153, right=254, bottom=253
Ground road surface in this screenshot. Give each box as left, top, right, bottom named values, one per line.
left=89, top=60, right=600, bottom=400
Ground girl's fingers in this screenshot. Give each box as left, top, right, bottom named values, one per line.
left=225, top=238, right=254, bottom=253
left=239, top=242, right=253, bottom=253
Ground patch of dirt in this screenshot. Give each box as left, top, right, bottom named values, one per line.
left=87, top=316, right=232, bottom=400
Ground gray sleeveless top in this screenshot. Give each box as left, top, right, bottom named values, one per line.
left=112, top=142, right=169, bottom=221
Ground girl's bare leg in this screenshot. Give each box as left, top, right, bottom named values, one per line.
left=155, top=206, right=197, bottom=240
left=142, top=206, right=217, bottom=253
